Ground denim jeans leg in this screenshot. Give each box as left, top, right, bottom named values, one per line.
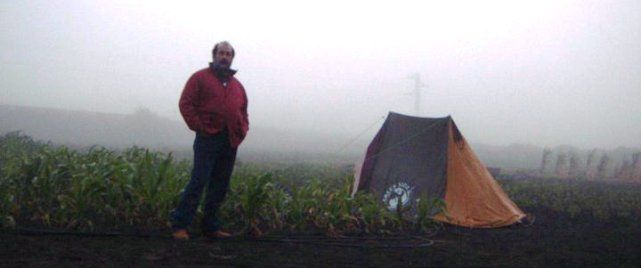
left=202, top=142, right=237, bottom=232
left=170, top=134, right=217, bottom=230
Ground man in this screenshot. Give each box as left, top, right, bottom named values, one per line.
left=170, top=41, right=249, bottom=240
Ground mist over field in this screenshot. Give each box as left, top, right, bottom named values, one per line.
left=3, top=4, right=641, bottom=266
left=2, top=1, right=641, bottom=166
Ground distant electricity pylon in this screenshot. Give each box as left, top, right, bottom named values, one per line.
left=407, top=73, right=425, bottom=116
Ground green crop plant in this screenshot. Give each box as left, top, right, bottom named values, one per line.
left=415, top=195, right=446, bottom=234
left=232, top=173, right=279, bottom=236
left=311, top=175, right=360, bottom=236
left=4, top=132, right=639, bottom=236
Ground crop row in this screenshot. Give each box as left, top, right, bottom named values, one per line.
left=2, top=131, right=640, bottom=235
left=0, top=132, right=442, bottom=235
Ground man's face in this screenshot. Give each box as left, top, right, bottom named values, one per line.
left=213, top=44, right=234, bottom=69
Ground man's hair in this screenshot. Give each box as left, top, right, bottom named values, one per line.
left=212, top=41, right=235, bottom=58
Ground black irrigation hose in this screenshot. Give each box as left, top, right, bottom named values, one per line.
left=256, top=238, right=434, bottom=248
left=12, top=227, right=159, bottom=238
left=522, top=213, right=536, bottom=227
left=253, top=235, right=435, bottom=248
left=9, top=227, right=436, bottom=248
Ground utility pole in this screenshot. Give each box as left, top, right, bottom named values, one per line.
left=408, top=73, right=425, bottom=116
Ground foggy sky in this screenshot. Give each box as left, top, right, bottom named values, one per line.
left=2, top=0, right=640, bottom=150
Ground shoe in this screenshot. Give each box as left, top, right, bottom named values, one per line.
left=248, top=226, right=263, bottom=238
left=172, top=229, right=189, bottom=241
left=204, top=230, right=232, bottom=239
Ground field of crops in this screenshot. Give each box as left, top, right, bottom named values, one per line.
left=0, top=133, right=641, bottom=234
left=2, top=131, right=641, bottom=266
left=0, top=131, right=446, bottom=236
left=501, top=175, right=641, bottom=221
left=2, top=131, right=641, bottom=234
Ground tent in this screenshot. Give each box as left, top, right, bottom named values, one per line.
left=353, top=112, right=526, bottom=228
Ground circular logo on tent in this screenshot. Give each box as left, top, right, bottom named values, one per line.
left=383, top=182, right=413, bottom=211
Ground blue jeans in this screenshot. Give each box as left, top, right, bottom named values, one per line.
left=170, top=131, right=237, bottom=232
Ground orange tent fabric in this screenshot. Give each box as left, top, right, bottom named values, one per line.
left=432, top=121, right=525, bottom=227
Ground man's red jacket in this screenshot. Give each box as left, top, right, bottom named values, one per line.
left=179, top=67, right=249, bottom=148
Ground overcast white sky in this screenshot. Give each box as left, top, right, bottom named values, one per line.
left=2, top=0, right=640, bottom=149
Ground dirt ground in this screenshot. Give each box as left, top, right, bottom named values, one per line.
left=1, top=207, right=640, bottom=267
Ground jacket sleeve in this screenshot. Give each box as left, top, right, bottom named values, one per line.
left=241, top=84, right=249, bottom=131
left=179, top=73, right=203, bottom=132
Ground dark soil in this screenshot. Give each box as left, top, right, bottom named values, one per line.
left=2, top=207, right=640, bottom=267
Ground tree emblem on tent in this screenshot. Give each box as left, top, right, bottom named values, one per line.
left=383, top=182, right=413, bottom=211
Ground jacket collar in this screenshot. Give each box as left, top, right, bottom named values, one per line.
left=209, top=62, right=237, bottom=80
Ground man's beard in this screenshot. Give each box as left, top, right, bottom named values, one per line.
left=210, top=60, right=236, bottom=79
left=213, top=60, right=230, bottom=70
